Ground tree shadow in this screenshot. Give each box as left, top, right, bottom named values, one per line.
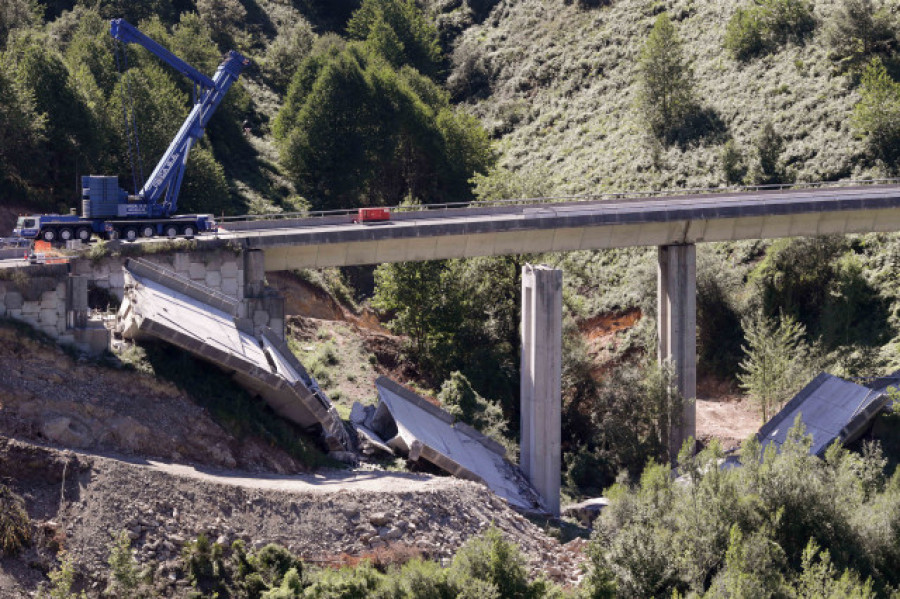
left=671, top=105, right=728, bottom=148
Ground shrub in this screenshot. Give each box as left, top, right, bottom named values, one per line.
left=720, top=140, right=748, bottom=185
left=724, top=7, right=769, bottom=61
left=448, top=526, right=550, bottom=599
left=751, top=121, right=787, bottom=184
left=725, top=0, right=816, bottom=61
left=105, top=531, right=143, bottom=596
left=826, top=0, right=898, bottom=72
left=0, top=483, right=31, bottom=556
left=437, top=371, right=508, bottom=440
left=853, top=58, right=900, bottom=170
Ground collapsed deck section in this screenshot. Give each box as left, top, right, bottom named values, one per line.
left=758, top=372, right=896, bottom=457
left=116, top=258, right=349, bottom=451
left=353, top=377, right=546, bottom=512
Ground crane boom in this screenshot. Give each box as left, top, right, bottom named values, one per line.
left=109, top=19, right=249, bottom=216
left=12, top=19, right=250, bottom=244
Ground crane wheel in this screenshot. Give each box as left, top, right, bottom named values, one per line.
left=141, top=225, right=155, bottom=238
left=181, top=225, right=196, bottom=238
left=76, top=227, right=91, bottom=241
left=41, top=229, right=56, bottom=242
left=165, top=225, right=178, bottom=238
left=123, top=227, right=138, bottom=242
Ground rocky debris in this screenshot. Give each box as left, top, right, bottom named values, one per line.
left=0, top=437, right=588, bottom=596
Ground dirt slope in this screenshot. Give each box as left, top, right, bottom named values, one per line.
left=0, top=437, right=586, bottom=596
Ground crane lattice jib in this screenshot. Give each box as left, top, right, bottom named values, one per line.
left=108, top=19, right=249, bottom=217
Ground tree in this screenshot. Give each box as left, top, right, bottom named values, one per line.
left=637, top=13, right=696, bottom=143
left=738, top=312, right=809, bottom=422
left=853, top=58, right=900, bottom=170
left=347, top=0, right=443, bottom=77
left=275, top=44, right=493, bottom=210
left=264, top=19, right=316, bottom=92
left=826, top=0, right=897, bottom=72
left=0, top=0, right=41, bottom=49
left=752, top=121, right=786, bottom=184
left=372, top=258, right=460, bottom=368
left=0, top=64, right=46, bottom=204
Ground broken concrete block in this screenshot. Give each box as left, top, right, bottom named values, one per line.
left=374, top=377, right=546, bottom=512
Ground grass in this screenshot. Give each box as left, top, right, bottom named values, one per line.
left=450, top=0, right=876, bottom=195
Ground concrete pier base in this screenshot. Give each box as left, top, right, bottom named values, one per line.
left=520, top=264, right=562, bottom=516
left=657, top=244, right=697, bottom=460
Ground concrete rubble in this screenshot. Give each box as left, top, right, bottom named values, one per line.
left=758, top=371, right=900, bottom=457
left=351, top=376, right=547, bottom=513
left=116, top=258, right=350, bottom=452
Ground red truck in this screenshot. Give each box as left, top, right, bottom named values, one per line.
left=353, top=207, right=391, bottom=223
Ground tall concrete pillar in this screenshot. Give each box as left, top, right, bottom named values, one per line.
left=657, top=244, right=697, bottom=459
left=520, top=264, right=562, bottom=516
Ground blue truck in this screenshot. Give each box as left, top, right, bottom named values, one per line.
left=13, top=19, right=249, bottom=243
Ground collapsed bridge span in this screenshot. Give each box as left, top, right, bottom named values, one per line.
left=116, top=258, right=350, bottom=452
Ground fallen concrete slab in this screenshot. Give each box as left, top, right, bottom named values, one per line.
left=758, top=372, right=893, bottom=457
left=117, top=258, right=350, bottom=451
left=362, top=377, right=547, bottom=512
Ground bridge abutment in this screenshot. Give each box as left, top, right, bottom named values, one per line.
left=657, top=244, right=697, bottom=459
left=520, top=264, right=562, bottom=516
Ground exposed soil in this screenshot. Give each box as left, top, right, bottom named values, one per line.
left=0, top=325, right=306, bottom=473
left=578, top=308, right=643, bottom=380
left=0, top=436, right=587, bottom=597
left=695, top=375, right=760, bottom=451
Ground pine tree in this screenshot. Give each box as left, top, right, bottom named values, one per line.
left=738, top=312, right=809, bottom=422
left=637, top=13, right=696, bottom=143
left=853, top=58, right=900, bottom=169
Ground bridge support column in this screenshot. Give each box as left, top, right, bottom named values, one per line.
left=657, top=244, right=697, bottom=460
left=520, top=264, right=562, bottom=516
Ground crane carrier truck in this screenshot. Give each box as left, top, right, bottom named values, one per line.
left=13, top=19, right=249, bottom=243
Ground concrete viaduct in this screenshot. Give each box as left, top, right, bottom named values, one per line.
left=217, top=183, right=900, bottom=514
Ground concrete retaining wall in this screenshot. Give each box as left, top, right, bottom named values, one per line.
left=0, top=246, right=285, bottom=351
left=0, top=265, right=71, bottom=341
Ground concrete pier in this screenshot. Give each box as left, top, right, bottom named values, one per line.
left=657, top=244, right=697, bottom=459
left=520, top=264, right=562, bottom=516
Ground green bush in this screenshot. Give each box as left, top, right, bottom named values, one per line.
left=437, top=371, right=508, bottom=440
left=586, top=422, right=900, bottom=597
left=0, top=483, right=31, bottom=556
left=725, top=0, right=816, bottom=61
left=853, top=58, right=900, bottom=170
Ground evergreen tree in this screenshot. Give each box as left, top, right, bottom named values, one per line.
left=738, top=312, right=809, bottom=422
left=853, top=58, right=900, bottom=170
left=826, top=0, right=896, bottom=72
left=637, top=13, right=696, bottom=143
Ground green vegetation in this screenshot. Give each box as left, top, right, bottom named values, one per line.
left=738, top=312, right=811, bottom=422
left=636, top=13, right=697, bottom=144
left=853, top=58, right=900, bottom=170
left=584, top=422, right=900, bottom=598
left=0, top=483, right=31, bottom=556
left=826, top=0, right=898, bottom=73
left=724, top=0, right=816, bottom=61
left=273, top=25, right=493, bottom=210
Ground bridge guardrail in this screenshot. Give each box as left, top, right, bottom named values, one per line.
left=216, top=178, right=900, bottom=228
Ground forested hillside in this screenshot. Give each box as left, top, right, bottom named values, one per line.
left=4, top=0, right=900, bottom=596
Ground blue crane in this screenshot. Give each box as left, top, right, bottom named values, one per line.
left=13, top=19, right=250, bottom=243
